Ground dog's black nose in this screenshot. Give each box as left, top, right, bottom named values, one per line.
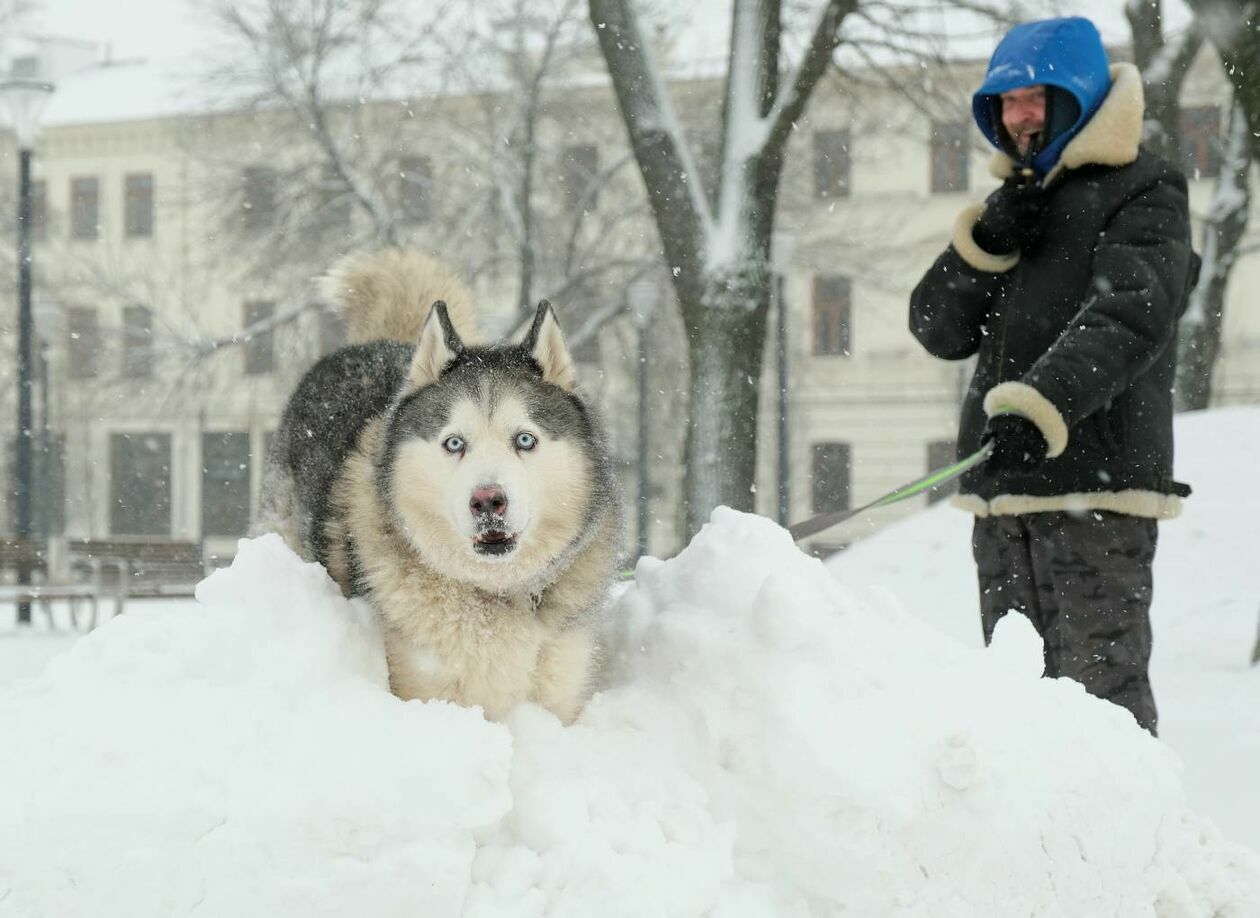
left=470, top=485, right=508, bottom=517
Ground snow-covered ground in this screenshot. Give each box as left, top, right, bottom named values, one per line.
left=0, top=407, right=1257, bottom=916
left=832, top=405, right=1260, bottom=856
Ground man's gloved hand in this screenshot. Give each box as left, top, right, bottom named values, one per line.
left=983, top=415, right=1048, bottom=474
left=972, top=181, right=1049, bottom=255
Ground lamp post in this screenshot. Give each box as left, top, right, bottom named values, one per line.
left=34, top=301, right=65, bottom=541
left=1, top=77, right=55, bottom=625
left=771, top=231, right=796, bottom=526
left=628, top=280, right=657, bottom=560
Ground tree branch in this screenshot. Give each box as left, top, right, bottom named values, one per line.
left=764, top=0, right=860, bottom=156
left=589, top=0, right=711, bottom=288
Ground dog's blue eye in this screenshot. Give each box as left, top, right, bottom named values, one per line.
left=443, top=436, right=465, bottom=454
left=515, top=432, right=537, bottom=451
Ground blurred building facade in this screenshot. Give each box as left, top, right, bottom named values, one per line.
left=0, top=43, right=1255, bottom=565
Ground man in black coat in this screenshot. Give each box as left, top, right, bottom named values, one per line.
left=909, top=17, right=1197, bottom=735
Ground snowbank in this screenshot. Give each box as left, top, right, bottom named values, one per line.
left=830, top=405, right=1260, bottom=853
left=2, top=512, right=1258, bottom=916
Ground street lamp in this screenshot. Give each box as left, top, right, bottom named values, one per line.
left=1, top=76, right=55, bottom=625
left=771, top=230, right=796, bottom=526
left=628, top=279, right=657, bottom=560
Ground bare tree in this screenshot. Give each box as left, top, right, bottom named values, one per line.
left=453, top=0, right=597, bottom=313
left=1126, top=0, right=1203, bottom=164
left=199, top=0, right=655, bottom=346
left=196, top=0, right=444, bottom=279
left=0, top=0, right=33, bottom=48
left=1252, top=603, right=1260, bottom=665
left=1177, top=94, right=1253, bottom=410
left=1188, top=0, right=1260, bottom=163
left=1124, top=1, right=1257, bottom=410
left=438, top=0, right=664, bottom=330
left=1152, top=0, right=1260, bottom=409
left=590, top=0, right=864, bottom=534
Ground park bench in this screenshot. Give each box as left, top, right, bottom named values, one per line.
left=0, top=537, right=99, bottom=628
left=67, top=538, right=209, bottom=623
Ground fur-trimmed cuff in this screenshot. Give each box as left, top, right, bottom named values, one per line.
left=983, top=381, right=1068, bottom=459
left=952, top=204, right=1020, bottom=274
left=951, top=490, right=1183, bottom=520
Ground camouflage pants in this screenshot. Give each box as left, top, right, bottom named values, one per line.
left=972, top=511, right=1159, bottom=735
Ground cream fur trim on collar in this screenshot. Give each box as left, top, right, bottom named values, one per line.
left=988, top=63, right=1144, bottom=182
left=983, top=381, right=1069, bottom=459
left=952, top=490, right=1183, bottom=520
left=952, top=203, right=1021, bottom=273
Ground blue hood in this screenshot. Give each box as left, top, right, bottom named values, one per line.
left=972, top=17, right=1111, bottom=176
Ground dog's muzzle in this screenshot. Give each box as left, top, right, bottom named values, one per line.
left=470, top=484, right=518, bottom=556
left=473, top=524, right=518, bottom=556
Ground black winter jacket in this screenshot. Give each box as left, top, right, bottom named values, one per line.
left=909, top=64, right=1196, bottom=519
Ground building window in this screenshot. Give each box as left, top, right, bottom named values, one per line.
left=30, top=179, right=47, bottom=240
left=243, top=301, right=275, bottom=375
left=812, top=275, right=852, bottom=356
left=67, top=307, right=100, bottom=380
left=241, top=166, right=277, bottom=231
left=926, top=439, right=959, bottom=504
left=398, top=155, right=433, bottom=223
left=109, top=432, right=172, bottom=536
left=71, top=176, right=99, bottom=239
left=1180, top=105, right=1221, bottom=179
left=811, top=442, right=852, bottom=514
left=930, top=122, right=970, bottom=193
left=813, top=129, right=851, bottom=199
left=561, top=144, right=599, bottom=212
left=125, top=173, right=154, bottom=237
left=319, top=307, right=347, bottom=355
left=319, top=165, right=351, bottom=235
left=122, top=305, right=153, bottom=378
left=202, top=432, right=251, bottom=537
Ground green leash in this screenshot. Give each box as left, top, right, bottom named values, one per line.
left=618, top=443, right=992, bottom=580
left=787, top=443, right=992, bottom=541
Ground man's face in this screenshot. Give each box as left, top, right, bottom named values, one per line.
left=1000, top=85, right=1046, bottom=156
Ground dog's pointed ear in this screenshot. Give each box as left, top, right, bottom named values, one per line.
left=522, top=300, right=575, bottom=390
left=408, top=301, right=463, bottom=387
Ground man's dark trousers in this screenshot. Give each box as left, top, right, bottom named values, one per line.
left=972, top=511, right=1159, bottom=734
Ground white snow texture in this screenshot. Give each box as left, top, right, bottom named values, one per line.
left=1, top=513, right=1257, bottom=916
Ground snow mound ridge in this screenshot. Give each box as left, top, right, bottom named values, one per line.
left=1, top=516, right=1256, bottom=917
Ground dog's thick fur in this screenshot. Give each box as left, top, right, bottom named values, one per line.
left=257, top=250, right=623, bottom=723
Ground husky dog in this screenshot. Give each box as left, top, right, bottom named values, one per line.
left=257, top=249, right=623, bottom=724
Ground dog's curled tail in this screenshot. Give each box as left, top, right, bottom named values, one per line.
left=319, top=249, right=481, bottom=345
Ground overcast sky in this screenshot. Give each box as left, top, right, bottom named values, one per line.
left=28, top=0, right=1193, bottom=69
left=15, top=0, right=1194, bottom=126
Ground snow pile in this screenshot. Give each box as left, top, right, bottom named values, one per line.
left=2, top=514, right=1258, bottom=916
left=0, top=538, right=512, bottom=917
left=830, top=405, right=1260, bottom=852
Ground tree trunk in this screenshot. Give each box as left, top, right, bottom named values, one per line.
left=516, top=118, right=537, bottom=313
left=1126, top=0, right=1202, bottom=164
left=1188, top=0, right=1260, bottom=163
left=590, top=0, right=855, bottom=535
left=1252, top=604, right=1260, bottom=666
left=1176, top=96, right=1253, bottom=411
left=681, top=274, right=771, bottom=533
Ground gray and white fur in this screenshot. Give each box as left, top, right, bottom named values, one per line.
left=256, top=249, right=623, bottom=723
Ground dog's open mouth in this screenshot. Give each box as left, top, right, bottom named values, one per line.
left=473, top=529, right=518, bottom=556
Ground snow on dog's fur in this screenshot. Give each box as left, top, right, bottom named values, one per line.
left=256, top=250, right=622, bottom=723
